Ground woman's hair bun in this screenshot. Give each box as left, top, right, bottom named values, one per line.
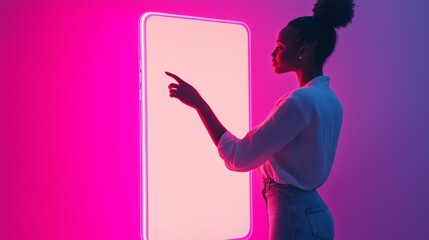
left=312, top=0, right=356, bottom=29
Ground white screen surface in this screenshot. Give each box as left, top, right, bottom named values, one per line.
left=139, top=12, right=252, bottom=240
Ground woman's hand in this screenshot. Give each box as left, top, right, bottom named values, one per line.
left=166, top=71, right=205, bottom=109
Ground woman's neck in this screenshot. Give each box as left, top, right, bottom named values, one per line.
left=296, top=65, right=324, bottom=87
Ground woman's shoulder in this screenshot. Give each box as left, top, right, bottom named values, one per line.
left=287, top=88, right=311, bottom=103
left=288, top=85, right=343, bottom=115
left=277, top=86, right=330, bottom=110
left=274, top=89, right=308, bottom=113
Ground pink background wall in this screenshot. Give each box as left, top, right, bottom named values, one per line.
left=1, top=0, right=429, bottom=239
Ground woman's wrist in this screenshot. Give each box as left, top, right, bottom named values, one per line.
left=195, top=98, right=227, bottom=146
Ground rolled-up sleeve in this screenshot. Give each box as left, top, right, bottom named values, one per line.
left=216, top=97, right=306, bottom=172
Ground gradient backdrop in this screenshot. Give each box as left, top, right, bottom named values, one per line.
left=1, top=0, right=429, bottom=239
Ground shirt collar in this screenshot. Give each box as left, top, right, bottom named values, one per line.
left=302, top=75, right=330, bottom=88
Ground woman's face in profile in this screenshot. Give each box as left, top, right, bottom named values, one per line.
left=272, top=26, right=301, bottom=74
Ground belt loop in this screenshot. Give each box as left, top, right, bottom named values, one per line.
left=264, top=178, right=271, bottom=190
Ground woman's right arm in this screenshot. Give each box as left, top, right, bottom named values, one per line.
left=195, top=99, right=227, bottom=147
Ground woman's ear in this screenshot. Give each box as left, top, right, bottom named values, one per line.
left=300, top=41, right=317, bottom=59
left=299, top=42, right=317, bottom=60
left=298, top=45, right=310, bottom=60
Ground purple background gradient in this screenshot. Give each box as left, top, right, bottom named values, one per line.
left=1, top=1, right=429, bottom=239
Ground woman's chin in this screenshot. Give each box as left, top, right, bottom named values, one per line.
left=274, top=67, right=284, bottom=74
left=274, top=66, right=291, bottom=74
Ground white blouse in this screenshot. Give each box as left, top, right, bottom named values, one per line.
left=217, top=76, right=343, bottom=190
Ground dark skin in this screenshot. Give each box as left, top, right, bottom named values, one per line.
left=165, top=71, right=227, bottom=146
left=166, top=25, right=324, bottom=147
left=272, top=26, right=324, bottom=86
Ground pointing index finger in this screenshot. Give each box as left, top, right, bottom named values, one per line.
left=165, top=71, right=185, bottom=84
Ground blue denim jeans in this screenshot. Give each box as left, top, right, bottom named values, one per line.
left=262, top=178, right=335, bottom=240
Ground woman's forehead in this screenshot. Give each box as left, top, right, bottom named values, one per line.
left=277, top=26, right=299, bottom=44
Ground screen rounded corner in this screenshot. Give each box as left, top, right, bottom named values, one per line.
left=235, top=21, right=251, bottom=40
left=243, top=226, right=254, bottom=240
left=139, top=12, right=166, bottom=29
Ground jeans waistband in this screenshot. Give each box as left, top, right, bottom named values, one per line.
left=263, top=177, right=289, bottom=190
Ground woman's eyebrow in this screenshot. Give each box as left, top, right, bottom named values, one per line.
left=276, top=40, right=285, bottom=45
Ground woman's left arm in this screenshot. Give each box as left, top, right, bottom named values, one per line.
left=166, top=71, right=227, bottom=146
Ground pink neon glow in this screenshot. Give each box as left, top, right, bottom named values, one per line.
left=3, top=1, right=426, bottom=240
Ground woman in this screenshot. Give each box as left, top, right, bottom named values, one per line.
left=166, top=0, right=355, bottom=239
